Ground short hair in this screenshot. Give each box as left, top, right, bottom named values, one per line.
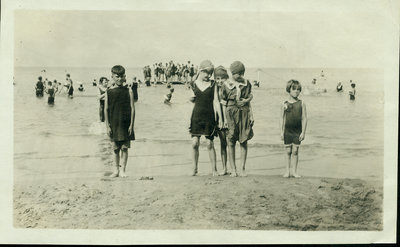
left=111, top=65, right=126, bottom=77
left=170, top=88, right=175, bottom=93
left=351, top=83, right=356, bottom=88
left=38, top=76, right=42, bottom=80
left=66, top=74, right=70, bottom=77
left=99, top=77, right=108, bottom=84
left=48, top=81, right=52, bottom=86
left=286, top=80, right=302, bottom=93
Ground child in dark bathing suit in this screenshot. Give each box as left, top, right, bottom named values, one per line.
left=280, top=80, right=308, bottom=178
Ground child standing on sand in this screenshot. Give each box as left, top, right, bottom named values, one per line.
left=214, top=66, right=229, bottom=175
left=221, top=61, right=254, bottom=177
left=104, top=65, right=135, bottom=178
left=189, top=60, right=222, bottom=176
left=280, top=80, right=308, bottom=178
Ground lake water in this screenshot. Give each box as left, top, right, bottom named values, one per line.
left=13, top=66, right=384, bottom=182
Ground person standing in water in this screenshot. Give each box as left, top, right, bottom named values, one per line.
left=66, top=74, right=74, bottom=98
left=189, top=60, right=222, bottom=176
left=280, top=80, right=308, bottom=178
left=98, top=77, right=109, bottom=122
left=35, top=76, right=44, bottom=97
left=45, top=80, right=58, bottom=104
left=104, top=65, right=135, bottom=178
left=349, top=81, right=356, bottom=100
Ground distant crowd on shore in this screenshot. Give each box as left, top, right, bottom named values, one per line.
left=143, top=60, right=198, bottom=85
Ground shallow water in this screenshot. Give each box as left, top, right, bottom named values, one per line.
left=14, top=67, right=384, bottom=181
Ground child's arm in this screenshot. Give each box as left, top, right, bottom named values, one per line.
left=213, top=85, right=223, bottom=128
left=104, top=92, right=111, bottom=137
left=279, top=103, right=286, bottom=140
left=128, top=88, right=135, bottom=135
left=299, top=101, right=308, bottom=141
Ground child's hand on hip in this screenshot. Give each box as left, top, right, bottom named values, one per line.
left=128, top=125, right=134, bottom=135
left=299, top=133, right=305, bottom=141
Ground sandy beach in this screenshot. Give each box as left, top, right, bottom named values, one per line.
left=14, top=172, right=382, bottom=230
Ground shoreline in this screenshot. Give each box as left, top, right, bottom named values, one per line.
left=14, top=174, right=382, bottom=230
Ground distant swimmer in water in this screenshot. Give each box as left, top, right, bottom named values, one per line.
left=280, top=80, right=307, bottom=178
left=131, top=77, right=139, bottom=102
left=35, top=76, right=44, bottom=97
left=66, top=73, right=74, bottom=98
left=92, top=79, right=97, bottom=86
left=253, top=80, right=260, bottom=88
left=78, top=83, right=85, bottom=92
left=349, top=82, right=356, bottom=100
left=311, top=78, right=317, bottom=85
left=164, top=85, right=174, bottom=104
left=336, top=82, right=343, bottom=92
left=45, top=80, right=58, bottom=104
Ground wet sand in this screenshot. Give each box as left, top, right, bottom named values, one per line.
left=14, top=173, right=382, bottom=230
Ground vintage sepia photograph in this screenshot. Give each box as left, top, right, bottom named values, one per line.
left=1, top=0, right=398, bottom=244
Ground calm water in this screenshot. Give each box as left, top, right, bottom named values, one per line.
left=14, top=66, right=384, bottom=181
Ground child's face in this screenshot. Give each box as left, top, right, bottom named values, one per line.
left=289, top=85, right=301, bottom=98
left=200, top=70, right=212, bottom=81
left=215, top=76, right=227, bottom=85
left=232, top=73, right=243, bottom=82
left=111, top=73, right=123, bottom=85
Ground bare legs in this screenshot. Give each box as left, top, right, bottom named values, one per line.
left=227, top=142, right=237, bottom=177
left=110, top=149, right=129, bottom=178
left=283, top=145, right=300, bottom=178
left=227, top=141, right=248, bottom=177
left=191, top=136, right=218, bottom=176
left=219, top=133, right=228, bottom=175
left=239, top=141, right=248, bottom=176
left=191, top=136, right=200, bottom=176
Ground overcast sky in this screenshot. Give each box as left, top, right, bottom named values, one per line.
left=13, top=1, right=392, bottom=68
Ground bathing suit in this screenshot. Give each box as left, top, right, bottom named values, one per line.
left=284, top=100, right=302, bottom=145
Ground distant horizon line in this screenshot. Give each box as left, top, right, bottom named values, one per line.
left=14, top=65, right=380, bottom=70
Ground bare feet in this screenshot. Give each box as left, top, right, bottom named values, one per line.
left=283, top=171, right=290, bottom=178
left=119, top=171, right=128, bottom=178
left=219, top=171, right=230, bottom=176
left=109, top=172, right=119, bottom=178
left=239, top=170, right=248, bottom=177
left=292, top=173, right=301, bottom=178
left=230, top=172, right=238, bottom=177
left=212, top=171, right=220, bottom=177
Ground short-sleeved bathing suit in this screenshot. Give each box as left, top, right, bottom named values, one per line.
left=284, top=100, right=302, bottom=145
left=220, top=80, right=254, bottom=143
left=107, top=85, right=135, bottom=151
left=189, top=80, right=216, bottom=140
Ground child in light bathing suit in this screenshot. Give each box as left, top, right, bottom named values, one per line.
left=280, top=80, right=308, bottom=178
left=221, top=61, right=254, bottom=177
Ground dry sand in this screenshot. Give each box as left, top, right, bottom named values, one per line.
left=14, top=174, right=382, bottom=230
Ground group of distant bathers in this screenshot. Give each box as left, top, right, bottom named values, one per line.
left=35, top=73, right=74, bottom=104
left=143, top=60, right=198, bottom=85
